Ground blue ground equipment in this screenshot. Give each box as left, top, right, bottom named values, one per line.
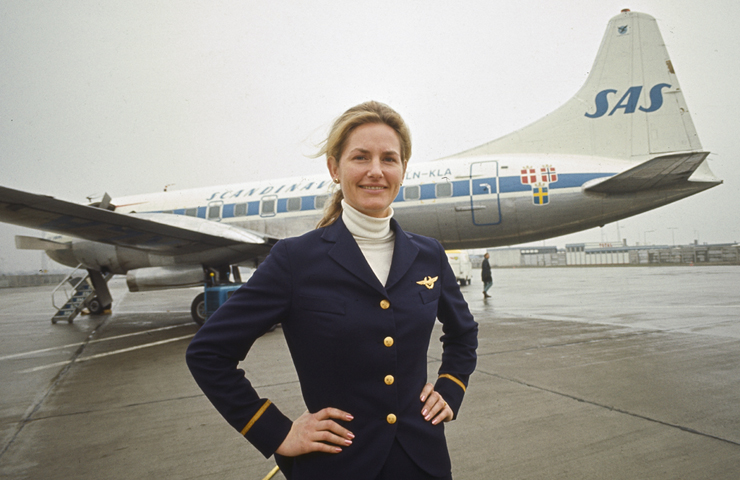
left=203, top=283, right=243, bottom=323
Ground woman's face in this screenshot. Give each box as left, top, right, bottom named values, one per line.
left=328, top=122, right=406, bottom=218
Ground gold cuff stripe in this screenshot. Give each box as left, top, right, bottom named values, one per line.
left=241, top=400, right=272, bottom=436
left=438, top=374, right=466, bottom=392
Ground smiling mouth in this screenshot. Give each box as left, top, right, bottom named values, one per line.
left=360, top=186, right=386, bottom=190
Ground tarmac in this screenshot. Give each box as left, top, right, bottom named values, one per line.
left=1, top=266, right=739, bottom=479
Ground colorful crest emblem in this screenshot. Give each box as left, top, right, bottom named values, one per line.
left=520, top=167, right=537, bottom=185
left=520, top=164, right=557, bottom=206
left=532, top=183, right=549, bottom=205
left=540, top=165, right=558, bottom=183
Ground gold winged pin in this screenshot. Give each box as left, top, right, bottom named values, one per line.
left=416, top=276, right=438, bottom=290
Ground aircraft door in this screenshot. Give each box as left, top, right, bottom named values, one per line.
left=469, top=161, right=501, bottom=226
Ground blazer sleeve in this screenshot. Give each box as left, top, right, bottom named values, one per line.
left=432, top=241, right=478, bottom=419
left=185, top=240, right=294, bottom=458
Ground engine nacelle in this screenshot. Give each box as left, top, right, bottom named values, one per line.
left=126, top=265, right=205, bottom=292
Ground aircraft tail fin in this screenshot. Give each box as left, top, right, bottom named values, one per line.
left=450, top=10, right=702, bottom=161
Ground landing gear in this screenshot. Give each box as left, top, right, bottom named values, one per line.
left=191, top=293, right=206, bottom=326
left=87, top=296, right=111, bottom=315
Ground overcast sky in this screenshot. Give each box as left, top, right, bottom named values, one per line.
left=1, top=0, right=738, bottom=272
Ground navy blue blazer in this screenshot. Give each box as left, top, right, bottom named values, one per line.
left=186, top=217, right=478, bottom=479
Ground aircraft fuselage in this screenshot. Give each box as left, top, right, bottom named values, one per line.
left=94, top=154, right=710, bottom=261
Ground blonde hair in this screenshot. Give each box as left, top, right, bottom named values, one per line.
left=317, top=101, right=412, bottom=228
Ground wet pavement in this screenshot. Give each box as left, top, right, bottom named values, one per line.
left=1, top=266, right=739, bottom=479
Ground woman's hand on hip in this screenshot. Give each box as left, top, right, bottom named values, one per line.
left=275, top=408, right=354, bottom=457
left=420, top=383, right=453, bottom=425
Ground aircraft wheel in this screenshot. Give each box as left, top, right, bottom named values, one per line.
left=191, top=293, right=206, bottom=326
left=88, top=297, right=106, bottom=315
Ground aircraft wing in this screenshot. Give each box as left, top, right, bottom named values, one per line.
left=584, top=152, right=712, bottom=194
left=0, top=185, right=276, bottom=256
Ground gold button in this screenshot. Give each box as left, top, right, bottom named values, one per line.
left=384, top=375, right=394, bottom=385
left=386, top=414, right=397, bottom=424
left=383, top=336, right=394, bottom=347
left=380, top=299, right=390, bottom=309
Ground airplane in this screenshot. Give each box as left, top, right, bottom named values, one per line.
left=0, top=10, right=722, bottom=325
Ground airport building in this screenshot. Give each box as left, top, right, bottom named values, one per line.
left=487, top=246, right=565, bottom=267
left=0, top=273, right=68, bottom=288
left=487, top=242, right=740, bottom=267
left=565, top=243, right=632, bottom=265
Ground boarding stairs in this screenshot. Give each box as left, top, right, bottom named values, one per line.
left=51, top=265, right=113, bottom=324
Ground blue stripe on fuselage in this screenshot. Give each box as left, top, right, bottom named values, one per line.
left=150, top=173, right=612, bottom=218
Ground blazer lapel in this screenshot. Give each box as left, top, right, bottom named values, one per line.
left=323, top=218, right=386, bottom=295
left=384, top=219, right=420, bottom=291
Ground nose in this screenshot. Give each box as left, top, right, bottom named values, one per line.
left=367, top=156, right=384, bottom=178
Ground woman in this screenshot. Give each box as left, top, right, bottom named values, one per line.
left=186, top=101, right=478, bottom=480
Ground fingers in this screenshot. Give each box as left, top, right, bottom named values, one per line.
left=316, top=407, right=354, bottom=423
left=419, top=382, right=435, bottom=402
left=275, top=408, right=355, bottom=457
left=315, top=407, right=355, bottom=447
left=313, top=418, right=354, bottom=447
left=420, top=385, right=453, bottom=425
left=431, top=401, right=453, bottom=425
left=311, top=408, right=355, bottom=449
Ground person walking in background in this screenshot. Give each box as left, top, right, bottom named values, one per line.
left=481, top=252, right=492, bottom=298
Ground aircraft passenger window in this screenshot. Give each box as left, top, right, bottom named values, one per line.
left=287, top=197, right=301, bottom=212
left=436, top=183, right=452, bottom=198
left=208, top=205, right=221, bottom=220
left=234, top=203, right=247, bottom=216
left=403, top=185, right=420, bottom=201
left=261, top=198, right=276, bottom=216
left=185, top=208, right=197, bottom=217
left=315, top=195, right=329, bottom=210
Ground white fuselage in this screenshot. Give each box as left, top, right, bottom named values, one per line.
left=110, top=153, right=702, bottom=251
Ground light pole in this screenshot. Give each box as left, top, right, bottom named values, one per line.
left=644, top=230, right=654, bottom=245
left=668, top=227, right=678, bottom=246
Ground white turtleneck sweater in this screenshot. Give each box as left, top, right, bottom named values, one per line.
left=341, top=200, right=395, bottom=286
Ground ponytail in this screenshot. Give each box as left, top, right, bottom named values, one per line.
left=316, top=188, right=344, bottom=228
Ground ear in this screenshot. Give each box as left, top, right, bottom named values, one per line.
left=327, top=156, right=339, bottom=180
